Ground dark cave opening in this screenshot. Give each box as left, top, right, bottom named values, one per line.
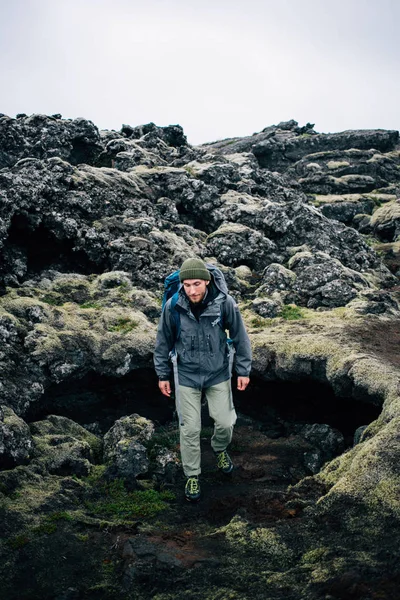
left=233, top=376, right=381, bottom=447
left=6, top=213, right=103, bottom=277
left=25, top=369, right=174, bottom=434
left=25, top=370, right=381, bottom=450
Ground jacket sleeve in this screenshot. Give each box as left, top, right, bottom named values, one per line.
left=224, top=295, right=252, bottom=377
left=153, top=301, right=176, bottom=381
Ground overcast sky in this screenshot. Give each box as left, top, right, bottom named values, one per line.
left=1, top=0, right=399, bottom=145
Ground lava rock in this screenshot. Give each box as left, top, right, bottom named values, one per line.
left=103, top=414, right=155, bottom=479
left=251, top=297, right=282, bottom=318
left=298, top=423, right=345, bottom=473
left=353, top=425, right=368, bottom=446
left=207, top=223, right=278, bottom=269
left=29, top=415, right=101, bottom=476
left=370, top=200, right=400, bottom=242
left=312, top=194, right=376, bottom=225
left=0, top=405, right=33, bottom=468
left=152, top=446, right=180, bottom=483
left=0, top=114, right=103, bottom=168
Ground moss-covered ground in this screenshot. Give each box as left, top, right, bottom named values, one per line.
left=0, top=279, right=400, bottom=598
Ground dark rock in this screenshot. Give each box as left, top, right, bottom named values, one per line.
left=257, top=263, right=297, bottom=298
left=206, top=223, right=278, bottom=269
left=0, top=114, right=103, bottom=168
left=54, top=588, right=79, bottom=600
left=103, top=414, right=154, bottom=479
left=251, top=297, right=281, bottom=318
left=353, top=425, right=368, bottom=445
left=288, top=148, right=400, bottom=195
left=300, top=173, right=378, bottom=195
left=316, top=196, right=375, bottom=225
left=297, top=423, right=345, bottom=473
left=29, top=415, right=100, bottom=476
left=0, top=406, right=33, bottom=468
left=288, top=250, right=364, bottom=308
left=152, top=446, right=180, bottom=483
left=204, top=123, right=399, bottom=173
left=370, top=200, right=400, bottom=242
left=299, top=423, right=345, bottom=456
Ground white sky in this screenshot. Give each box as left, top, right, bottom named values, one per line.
left=1, top=0, right=399, bottom=145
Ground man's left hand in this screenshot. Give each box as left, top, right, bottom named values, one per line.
left=237, top=376, right=250, bottom=391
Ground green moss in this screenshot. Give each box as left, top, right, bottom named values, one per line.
left=47, top=511, right=74, bottom=522
left=219, top=516, right=293, bottom=569
left=145, top=426, right=180, bottom=459
left=368, top=476, right=400, bottom=516
left=32, top=522, right=57, bottom=535
left=84, top=479, right=175, bottom=520
left=251, top=315, right=273, bottom=328
left=281, top=304, right=305, bottom=320
left=7, top=534, right=30, bottom=549
left=80, top=301, right=102, bottom=309
left=84, top=464, right=107, bottom=485
left=41, top=294, right=64, bottom=306
left=108, top=317, right=138, bottom=333
left=184, top=166, right=197, bottom=177
left=300, top=547, right=329, bottom=565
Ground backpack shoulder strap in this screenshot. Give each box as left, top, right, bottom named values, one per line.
left=169, top=291, right=181, bottom=340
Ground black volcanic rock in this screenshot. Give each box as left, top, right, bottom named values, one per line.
left=204, top=122, right=399, bottom=173
left=0, top=114, right=103, bottom=168
left=0, top=114, right=399, bottom=600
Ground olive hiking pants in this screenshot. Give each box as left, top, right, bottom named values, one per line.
left=179, top=379, right=237, bottom=477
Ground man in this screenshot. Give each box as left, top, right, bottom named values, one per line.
left=154, top=257, right=252, bottom=502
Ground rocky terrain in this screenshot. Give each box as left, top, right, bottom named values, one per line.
left=0, top=113, right=399, bottom=599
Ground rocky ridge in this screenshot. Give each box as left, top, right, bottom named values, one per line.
left=0, top=113, right=399, bottom=599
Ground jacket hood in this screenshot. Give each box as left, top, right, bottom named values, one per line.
left=206, top=264, right=229, bottom=295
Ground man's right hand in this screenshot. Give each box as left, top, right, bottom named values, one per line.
left=158, top=380, right=171, bottom=397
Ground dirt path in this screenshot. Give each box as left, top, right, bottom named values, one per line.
left=114, top=423, right=315, bottom=588
left=172, top=424, right=310, bottom=526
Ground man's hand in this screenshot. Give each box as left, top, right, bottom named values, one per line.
left=237, top=376, right=250, bottom=391
left=159, top=380, right=171, bottom=397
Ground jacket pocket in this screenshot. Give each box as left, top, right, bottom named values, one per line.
left=177, top=335, right=197, bottom=365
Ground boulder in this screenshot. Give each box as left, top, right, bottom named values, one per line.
left=0, top=114, right=103, bottom=168
left=370, top=200, right=400, bottom=241
left=206, top=223, right=278, bottom=269
left=29, top=415, right=101, bottom=476
left=311, top=194, right=376, bottom=225
left=0, top=406, right=33, bottom=468
left=103, top=414, right=155, bottom=479
left=152, top=447, right=181, bottom=483
left=251, top=297, right=282, bottom=318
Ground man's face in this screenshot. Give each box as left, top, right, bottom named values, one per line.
left=183, top=279, right=209, bottom=304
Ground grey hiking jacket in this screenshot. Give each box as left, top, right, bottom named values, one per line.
left=153, top=270, right=252, bottom=389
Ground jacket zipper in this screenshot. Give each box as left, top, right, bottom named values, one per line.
left=207, top=334, right=214, bottom=356
left=191, top=336, right=195, bottom=357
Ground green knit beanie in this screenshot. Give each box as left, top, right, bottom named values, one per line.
left=179, top=258, right=211, bottom=282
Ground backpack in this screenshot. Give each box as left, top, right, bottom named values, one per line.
left=162, top=263, right=228, bottom=341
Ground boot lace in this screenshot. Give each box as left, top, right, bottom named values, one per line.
left=186, top=477, right=199, bottom=494
left=217, top=450, right=231, bottom=470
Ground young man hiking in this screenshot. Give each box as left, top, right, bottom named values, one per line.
left=154, top=258, right=252, bottom=502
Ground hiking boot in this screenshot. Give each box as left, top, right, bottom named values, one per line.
left=216, top=449, right=234, bottom=474
left=185, top=476, right=201, bottom=502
